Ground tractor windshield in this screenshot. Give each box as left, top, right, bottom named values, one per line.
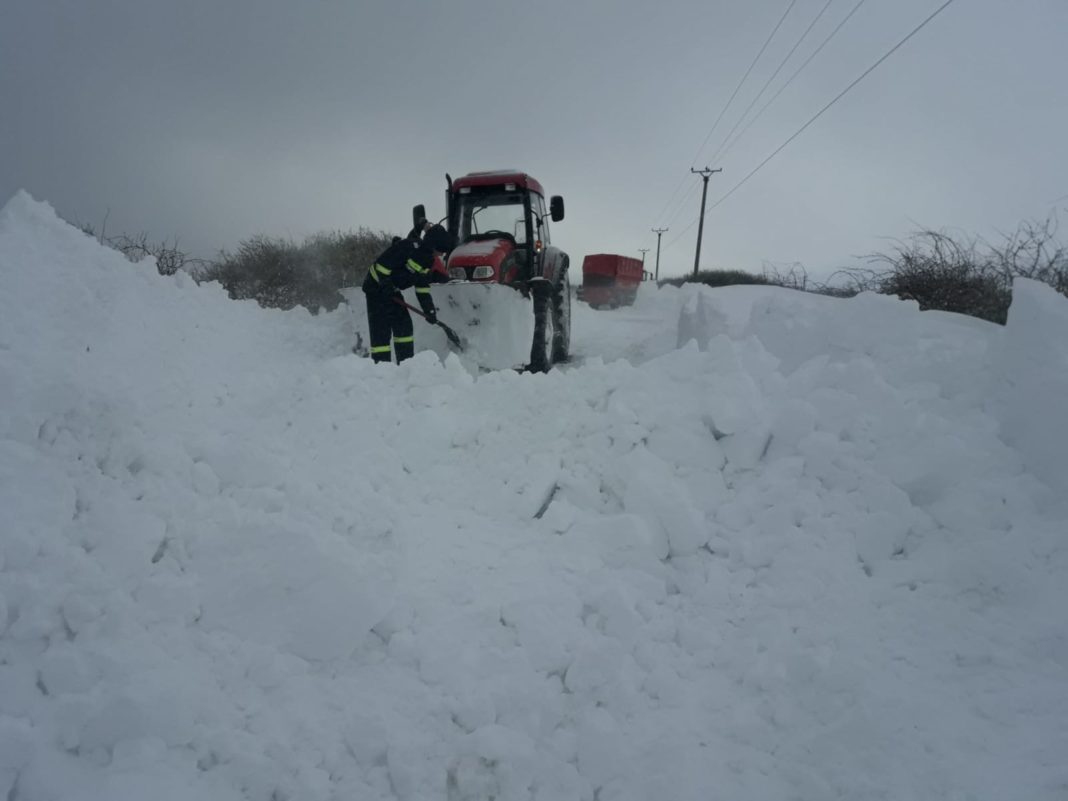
left=456, top=190, right=529, bottom=245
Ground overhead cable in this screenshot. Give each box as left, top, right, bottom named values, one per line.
left=651, top=0, right=799, bottom=228
left=665, top=0, right=958, bottom=249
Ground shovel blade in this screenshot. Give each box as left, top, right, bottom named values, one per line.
left=439, top=323, right=465, bottom=351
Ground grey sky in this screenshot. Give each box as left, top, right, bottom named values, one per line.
left=3, top=0, right=1066, bottom=281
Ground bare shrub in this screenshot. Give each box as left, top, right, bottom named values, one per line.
left=106, top=232, right=209, bottom=276
left=868, top=230, right=1012, bottom=323
left=200, top=228, right=394, bottom=312
left=762, top=261, right=810, bottom=292
left=820, top=267, right=882, bottom=297
left=761, top=261, right=865, bottom=297
left=866, top=215, right=1067, bottom=324
left=79, top=222, right=207, bottom=277
left=663, top=263, right=867, bottom=299
left=989, top=216, right=1068, bottom=296
left=660, top=269, right=771, bottom=289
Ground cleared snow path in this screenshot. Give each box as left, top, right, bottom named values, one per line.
left=1, top=192, right=1066, bottom=800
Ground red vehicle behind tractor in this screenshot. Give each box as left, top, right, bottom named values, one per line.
left=413, top=170, right=570, bottom=372
left=578, top=254, right=644, bottom=308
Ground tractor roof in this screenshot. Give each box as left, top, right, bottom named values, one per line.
left=452, top=170, right=545, bottom=197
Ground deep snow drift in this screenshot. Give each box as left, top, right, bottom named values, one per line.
left=1, top=191, right=1066, bottom=800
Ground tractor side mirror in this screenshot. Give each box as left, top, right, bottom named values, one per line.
left=550, top=195, right=565, bottom=222
left=412, top=204, right=426, bottom=229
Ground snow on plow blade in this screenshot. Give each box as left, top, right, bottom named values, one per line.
left=426, top=283, right=535, bottom=370
left=343, top=284, right=534, bottom=371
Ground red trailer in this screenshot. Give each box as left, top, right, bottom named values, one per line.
left=578, top=254, right=644, bottom=308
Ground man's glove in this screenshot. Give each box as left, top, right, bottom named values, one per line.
left=424, top=307, right=437, bottom=325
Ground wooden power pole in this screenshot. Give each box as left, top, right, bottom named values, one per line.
left=651, top=227, right=668, bottom=282
left=691, top=166, right=722, bottom=277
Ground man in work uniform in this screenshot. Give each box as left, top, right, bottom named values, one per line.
left=362, top=222, right=455, bottom=364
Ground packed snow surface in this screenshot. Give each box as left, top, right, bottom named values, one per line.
left=1, top=191, right=1066, bottom=800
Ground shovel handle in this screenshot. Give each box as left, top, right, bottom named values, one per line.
left=391, top=296, right=464, bottom=350
left=393, top=296, right=427, bottom=317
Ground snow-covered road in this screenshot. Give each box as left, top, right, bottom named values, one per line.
left=2, top=192, right=1066, bottom=800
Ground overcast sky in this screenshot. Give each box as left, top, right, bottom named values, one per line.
left=3, top=0, right=1066, bottom=281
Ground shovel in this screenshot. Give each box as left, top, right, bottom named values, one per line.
left=393, top=297, right=466, bottom=351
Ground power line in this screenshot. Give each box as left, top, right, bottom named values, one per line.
left=665, top=0, right=867, bottom=236
left=665, top=0, right=958, bottom=250
left=650, top=0, right=798, bottom=228
left=652, top=174, right=693, bottom=232
left=706, top=0, right=837, bottom=167
left=663, top=182, right=711, bottom=248
left=709, top=0, right=958, bottom=213
left=691, top=0, right=799, bottom=167
left=659, top=181, right=700, bottom=233
left=715, top=0, right=869, bottom=165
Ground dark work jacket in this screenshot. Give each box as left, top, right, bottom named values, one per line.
left=364, top=230, right=441, bottom=316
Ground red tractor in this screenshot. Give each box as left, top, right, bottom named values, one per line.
left=414, top=170, right=570, bottom=372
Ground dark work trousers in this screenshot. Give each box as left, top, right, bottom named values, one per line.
left=363, top=283, right=415, bottom=364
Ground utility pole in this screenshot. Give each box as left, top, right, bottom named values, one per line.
left=638, top=248, right=649, bottom=270
left=651, top=227, right=668, bottom=282
left=691, top=166, right=722, bottom=278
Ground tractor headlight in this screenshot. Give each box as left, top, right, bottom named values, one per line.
left=448, top=267, right=467, bottom=280
left=472, top=265, right=494, bottom=279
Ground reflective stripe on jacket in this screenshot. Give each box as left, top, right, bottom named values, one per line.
left=368, top=233, right=437, bottom=317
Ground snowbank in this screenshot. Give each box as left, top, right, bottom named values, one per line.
left=2, top=191, right=1067, bottom=800
left=993, top=277, right=1068, bottom=500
